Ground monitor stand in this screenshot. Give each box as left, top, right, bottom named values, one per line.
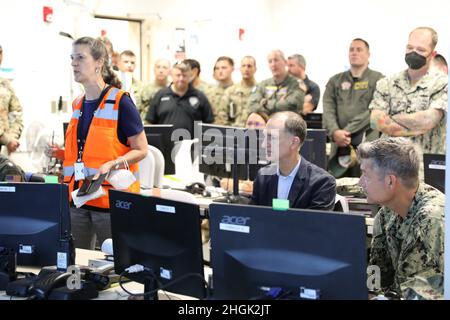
left=213, top=194, right=250, bottom=204
left=213, top=162, right=250, bottom=205
left=144, top=276, right=159, bottom=300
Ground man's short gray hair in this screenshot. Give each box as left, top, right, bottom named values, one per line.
left=270, top=111, right=307, bottom=146
left=357, top=137, right=420, bottom=188
left=268, top=49, right=286, bottom=62
left=288, top=54, right=306, bottom=67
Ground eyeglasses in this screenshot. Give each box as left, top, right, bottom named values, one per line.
left=246, top=121, right=265, bottom=128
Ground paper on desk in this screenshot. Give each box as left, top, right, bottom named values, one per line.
left=71, top=186, right=105, bottom=208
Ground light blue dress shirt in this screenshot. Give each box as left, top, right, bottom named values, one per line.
left=277, top=159, right=301, bottom=200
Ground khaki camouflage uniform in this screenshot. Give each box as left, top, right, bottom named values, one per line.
left=205, top=84, right=233, bottom=125
left=248, top=74, right=305, bottom=115
left=369, top=183, right=444, bottom=299
left=369, top=69, right=447, bottom=153
left=369, top=70, right=447, bottom=179
left=0, top=78, right=23, bottom=146
left=216, top=81, right=256, bottom=127
left=195, top=80, right=212, bottom=94
left=135, top=81, right=166, bottom=121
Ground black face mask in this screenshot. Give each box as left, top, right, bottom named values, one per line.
left=405, top=51, right=427, bottom=70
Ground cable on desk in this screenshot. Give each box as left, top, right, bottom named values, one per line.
left=119, top=267, right=210, bottom=300
left=118, top=266, right=171, bottom=300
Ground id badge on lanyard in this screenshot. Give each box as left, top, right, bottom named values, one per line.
left=74, top=162, right=86, bottom=181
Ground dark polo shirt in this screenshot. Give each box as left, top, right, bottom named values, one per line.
left=146, top=84, right=214, bottom=138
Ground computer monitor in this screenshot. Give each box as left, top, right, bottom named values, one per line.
left=144, top=124, right=175, bottom=175
left=198, top=123, right=248, bottom=180
left=303, top=113, right=322, bottom=129
left=209, top=203, right=368, bottom=300
left=109, top=190, right=206, bottom=299
left=424, top=153, right=445, bottom=193
left=300, top=129, right=327, bottom=170
left=0, top=183, right=74, bottom=267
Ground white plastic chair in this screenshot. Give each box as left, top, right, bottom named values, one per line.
left=148, top=145, right=165, bottom=188
left=138, top=145, right=156, bottom=189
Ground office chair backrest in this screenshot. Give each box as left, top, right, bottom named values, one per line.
left=148, top=145, right=165, bottom=188
left=139, top=146, right=155, bottom=189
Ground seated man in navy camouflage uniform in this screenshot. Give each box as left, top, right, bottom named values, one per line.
left=358, top=137, right=444, bottom=299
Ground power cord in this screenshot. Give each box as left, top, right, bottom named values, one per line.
left=118, top=265, right=171, bottom=300
left=118, top=264, right=209, bottom=300
left=143, top=272, right=210, bottom=300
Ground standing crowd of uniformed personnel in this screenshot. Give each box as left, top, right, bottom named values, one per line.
left=217, top=56, right=258, bottom=127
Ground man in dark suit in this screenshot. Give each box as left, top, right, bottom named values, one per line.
left=250, top=111, right=336, bottom=210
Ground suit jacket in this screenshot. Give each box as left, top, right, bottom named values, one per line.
left=250, top=158, right=336, bottom=211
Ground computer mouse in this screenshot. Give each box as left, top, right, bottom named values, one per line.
left=186, top=182, right=206, bottom=195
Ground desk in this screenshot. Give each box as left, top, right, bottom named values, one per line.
left=196, top=193, right=375, bottom=235
left=1, top=249, right=211, bottom=300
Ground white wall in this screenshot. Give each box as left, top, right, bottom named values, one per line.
left=90, top=0, right=273, bottom=83
left=0, top=0, right=85, bottom=170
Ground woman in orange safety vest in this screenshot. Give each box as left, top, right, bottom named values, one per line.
left=49, top=37, right=148, bottom=249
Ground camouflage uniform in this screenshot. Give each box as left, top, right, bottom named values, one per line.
left=323, top=68, right=384, bottom=171
left=369, top=70, right=448, bottom=154
left=0, top=77, right=23, bottom=146
left=135, top=81, right=166, bottom=121
left=216, top=81, right=256, bottom=127
left=369, top=183, right=444, bottom=299
left=248, top=74, right=305, bottom=115
left=205, top=84, right=232, bottom=125
left=195, top=80, right=212, bottom=94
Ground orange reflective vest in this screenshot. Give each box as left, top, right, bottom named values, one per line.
left=63, top=87, right=140, bottom=209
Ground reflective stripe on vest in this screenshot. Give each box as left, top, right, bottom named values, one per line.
left=63, top=166, right=74, bottom=177
left=72, top=109, right=81, bottom=120
left=95, top=88, right=119, bottom=120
